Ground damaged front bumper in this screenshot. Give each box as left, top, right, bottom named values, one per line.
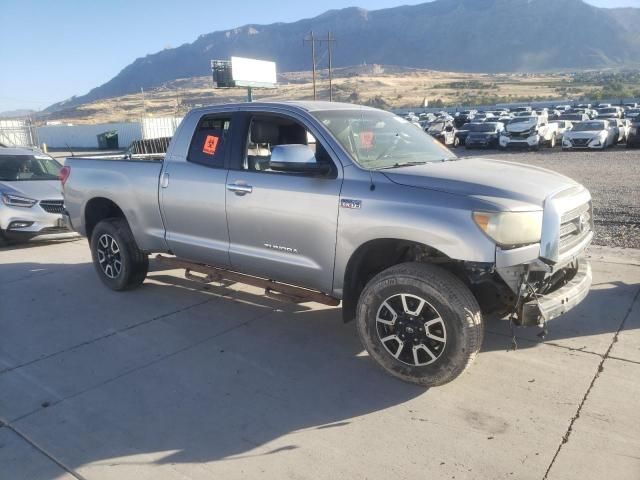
left=520, top=256, right=592, bottom=326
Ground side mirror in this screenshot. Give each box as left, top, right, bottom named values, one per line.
left=269, top=144, right=331, bottom=176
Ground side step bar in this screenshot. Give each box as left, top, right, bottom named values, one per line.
left=155, top=255, right=340, bottom=307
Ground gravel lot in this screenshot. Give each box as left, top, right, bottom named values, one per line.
left=457, top=145, right=640, bottom=248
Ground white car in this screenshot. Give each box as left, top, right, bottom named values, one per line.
left=562, top=120, right=617, bottom=150
left=0, top=147, right=70, bottom=245
left=550, top=120, right=573, bottom=142
left=499, top=116, right=559, bottom=150
left=608, top=118, right=631, bottom=143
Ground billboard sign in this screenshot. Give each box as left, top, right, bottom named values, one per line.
left=231, top=57, right=277, bottom=88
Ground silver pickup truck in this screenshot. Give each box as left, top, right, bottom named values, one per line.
left=62, top=101, right=593, bottom=386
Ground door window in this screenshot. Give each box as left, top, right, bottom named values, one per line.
left=187, top=116, right=231, bottom=168
left=241, top=115, right=334, bottom=175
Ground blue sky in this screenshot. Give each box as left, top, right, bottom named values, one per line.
left=1, top=0, right=638, bottom=112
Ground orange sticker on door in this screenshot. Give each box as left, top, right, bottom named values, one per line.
left=202, top=135, right=219, bottom=155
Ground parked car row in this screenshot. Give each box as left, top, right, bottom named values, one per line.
left=409, top=103, right=640, bottom=151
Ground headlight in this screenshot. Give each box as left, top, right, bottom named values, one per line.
left=473, top=211, right=543, bottom=246
left=1, top=193, right=37, bottom=208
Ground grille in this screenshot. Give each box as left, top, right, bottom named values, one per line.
left=39, top=200, right=64, bottom=214
left=571, top=138, right=590, bottom=147
left=559, top=202, right=592, bottom=255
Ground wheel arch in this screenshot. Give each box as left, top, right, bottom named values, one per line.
left=341, top=238, right=453, bottom=323
left=84, top=197, right=128, bottom=241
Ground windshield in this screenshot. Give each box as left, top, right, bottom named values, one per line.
left=510, top=117, right=535, bottom=124
left=572, top=122, right=605, bottom=132
left=468, top=123, right=498, bottom=132
left=0, top=154, right=62, bottom=181
left=598, top=108, right=617, bottom=114
left=427, top=122, right=445, bottom=132
left=313, top=110, right=456, bottom=169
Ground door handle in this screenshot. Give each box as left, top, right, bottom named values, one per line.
left=226, top=183, right=253, bottom=195
left=161, top=172, right=170, bottom=188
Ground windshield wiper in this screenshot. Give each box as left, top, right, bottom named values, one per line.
left=377, top=161, right=430, bottom=170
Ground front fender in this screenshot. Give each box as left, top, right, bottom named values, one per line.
left=332, top=177, right=497, bottom=296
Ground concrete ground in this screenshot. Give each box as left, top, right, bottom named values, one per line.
left=1, top=240, right=639, bottom=480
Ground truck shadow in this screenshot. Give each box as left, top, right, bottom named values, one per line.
left=1, top=259, right=637, bottom=471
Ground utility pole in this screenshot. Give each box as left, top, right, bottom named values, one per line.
left=140, top=87, right=147, bottom=117
left=326, top=31, right=334, bottom=102
left=304, top=31, right=336, bottom=101
left=303, top=31, right=318, bottom=100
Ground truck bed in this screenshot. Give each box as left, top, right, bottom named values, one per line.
left=63, top=156, right=167, bottom=252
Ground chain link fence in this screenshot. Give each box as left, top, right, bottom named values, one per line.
left=0, top=119, right=38, bottom=147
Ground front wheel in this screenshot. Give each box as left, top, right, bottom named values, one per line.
left=90, top=218, right=148, bottom=291
left=356, top=262, right=483, bottom=387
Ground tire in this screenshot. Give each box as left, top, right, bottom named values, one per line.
left=0, top=230, right=8, bottom=248
left=356, top=262, right=483, bottom=387
left=90, top=218, right=148, bottom=291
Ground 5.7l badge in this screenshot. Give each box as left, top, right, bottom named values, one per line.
left=341, top=199, right=362, bottom=209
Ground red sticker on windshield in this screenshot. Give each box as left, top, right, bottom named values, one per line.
left=203, top=135, right=219, bottom=155
left=360, top=131, right=374, bottom=149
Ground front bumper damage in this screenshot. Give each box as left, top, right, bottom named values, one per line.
left=520, top=256, right=592, bottom=326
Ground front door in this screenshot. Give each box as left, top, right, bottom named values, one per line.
left=225, top=113, right=342, bottom=293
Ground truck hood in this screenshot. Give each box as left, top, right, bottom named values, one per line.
left=0, top=180, right=63, bottom=200
left=381, top=158, right=577, bottom=207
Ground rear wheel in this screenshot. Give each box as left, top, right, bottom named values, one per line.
left=356, top=262, right=483, bottom=387
left=90, top=218, right=148, bottom=291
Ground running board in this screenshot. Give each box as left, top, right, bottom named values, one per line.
left=155, top=255, right=340, bottom=306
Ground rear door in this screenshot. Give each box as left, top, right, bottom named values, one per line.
left=160, top=113, right=237, bottom=266
left=224, top=111, right=342, bottom=293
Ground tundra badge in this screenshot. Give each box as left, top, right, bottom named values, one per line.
left=264, top=243, right=299, bottom=254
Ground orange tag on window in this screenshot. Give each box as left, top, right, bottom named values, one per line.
left=360, top=131, right=374, bottom=149
left=203, top=135, right=219, bottom=155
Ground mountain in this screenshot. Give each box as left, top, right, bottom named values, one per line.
left=47, top=0, right=640, bottom=111
left=0, top=109, right=37, bottom=119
